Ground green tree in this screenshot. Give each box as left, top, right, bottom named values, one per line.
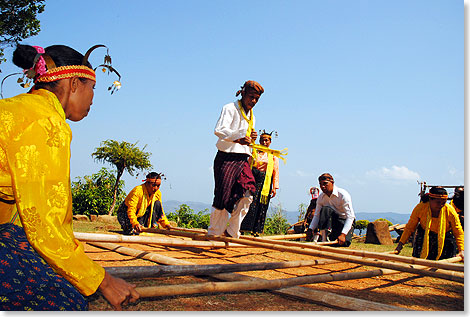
left=0, top=0, right=45, bottom=65
left=263, top=203, right=290, bottom=235
left=354, top=219, right=370, bottom=235
left=167, top=204, right=210, bottom=229
left=71, top=167, right=126, bottom=216
left=92, top=140, right=152, bottom=215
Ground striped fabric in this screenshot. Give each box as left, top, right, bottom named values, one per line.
left=212, top=151, right=256, bottom=213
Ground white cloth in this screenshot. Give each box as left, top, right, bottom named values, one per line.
left=309, top=185, right=355, bottom=235
left=214, top=101, right=255, bottom=155
left=208, top=191, right=253, bottom=238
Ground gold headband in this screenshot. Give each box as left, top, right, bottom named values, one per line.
left=35, top=65, right=96, bottom=83
left=428, top=193, right=448, bottom=199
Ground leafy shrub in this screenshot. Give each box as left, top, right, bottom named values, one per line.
left=354, top=219, right=370, bottom=235
left=167, top=204, right=210, bottom=229
left=71, top=168, right=126, bottom=216
left=263, top=204, right=290, bottom=235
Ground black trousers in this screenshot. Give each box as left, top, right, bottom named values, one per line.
left=317, top=206, right=355, bottom=247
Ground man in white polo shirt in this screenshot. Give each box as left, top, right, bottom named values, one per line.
left=306, top=173, right=356, bottom=247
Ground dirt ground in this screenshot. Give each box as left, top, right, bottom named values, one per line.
left=82, top=231, right=464, bottom=311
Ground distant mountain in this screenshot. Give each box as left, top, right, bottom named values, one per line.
left=164, top=200, right=410, bottom=225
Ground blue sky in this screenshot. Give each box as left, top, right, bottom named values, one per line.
left=0, top=0, right=464, bottom=214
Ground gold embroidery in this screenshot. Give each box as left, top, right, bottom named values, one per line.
left=15, top=145, right=46, bottom=178
left=43, top=118, right=68, bottom=148
left=0, top=111, right=14, bottom=135
left=47, top=182, right=68, bottom=208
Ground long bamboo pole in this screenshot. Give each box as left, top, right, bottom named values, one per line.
left=183, top=233, right=465, bottom=282
left=245, top=236, right=464, bottom=272
left=105, top=258, right=338, bottom=279
left=73, top=231, right=246, bottom=248
left=143, top=228, right=464, bottom=274
left=134, top=269, right=408, bottom=304
left=89, top=242, right=406, bottom=311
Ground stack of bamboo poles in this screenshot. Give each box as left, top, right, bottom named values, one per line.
left=75, top=228, right=463, bottom=310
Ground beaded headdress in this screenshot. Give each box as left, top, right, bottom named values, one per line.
left=259, top=130, right=278, bottom=139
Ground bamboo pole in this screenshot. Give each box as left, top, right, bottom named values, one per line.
left=74, top=231, right=246, bottom=248
left=134, top=269, right=407, bottom=302
left=142, top=228, right=464, bottom=275
left=90, top=242, right=407, bottom=311
left=105, top=258, right=338, bottom=279
left=245, top=237, right=464, bottom=272
left=198, top=234, right=465, bottom=282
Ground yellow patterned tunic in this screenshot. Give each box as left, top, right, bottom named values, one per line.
left=0, top=89, right=104, bottom=296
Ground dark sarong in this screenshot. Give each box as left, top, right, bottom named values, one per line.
left=240, top=167, right=272, bottom=234
left=0, top=223, right=88, bottom=311
left=212, top=151, right=256, bottom=213
left=117, top=200, right=164, bottom=235
left=317, top=206, right=355, bottom=247
left=412, top=225, right=458, bottom=260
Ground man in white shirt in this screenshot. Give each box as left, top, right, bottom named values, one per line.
left=208, top=80, right=264, bottom=238
left=306, top=173, right=356, bottom=247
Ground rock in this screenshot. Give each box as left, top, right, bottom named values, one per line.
left=365, top=221, right=393, bottom=245
left=169, top=221, right=178, bottom=227
left=97, top=215, right=118, bottom=223
left=73, top=215, right=89, bottom=222
left=89, top=215, right=98, bottom=222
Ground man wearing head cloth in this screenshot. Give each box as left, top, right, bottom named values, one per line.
left=208, top=80, right=264, bottom=238
left=306, top=173, right=356, bottom=247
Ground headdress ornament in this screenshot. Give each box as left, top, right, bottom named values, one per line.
left=428, top=193, right=448, bottom=200
left=1, top=44, right=122, bottom=98
left=259, top=129, right=278, bottom=139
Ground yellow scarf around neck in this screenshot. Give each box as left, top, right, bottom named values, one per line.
left=238, top=100, right=258, bottom=165
left=421, top=203, right=447, bottom=260
left=259, top=152, right=274, bottom=205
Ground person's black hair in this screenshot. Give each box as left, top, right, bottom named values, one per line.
left=12, top=44, right=92, bottom=90
left=146, top=172, right=161, bottom=180
left=429, top=186, right=448, bottom=197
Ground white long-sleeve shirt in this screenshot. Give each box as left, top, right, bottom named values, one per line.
left=309, top=185, right=355, bottom=234
left=214, top=101, right=255, bottom=155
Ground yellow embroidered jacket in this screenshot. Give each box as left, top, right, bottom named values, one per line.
left=0, top=89, right=104, bottom=296
left=124, top=183, right=170, bottom=228
left=399, top=202, right=464, bottom=251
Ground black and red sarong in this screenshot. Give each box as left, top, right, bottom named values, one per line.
left=212, top=151, right=256, bottom=213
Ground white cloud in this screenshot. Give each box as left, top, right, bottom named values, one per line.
left=295, top=170, right=314, bottom=177
left=366, top=165, right=420, bottom=182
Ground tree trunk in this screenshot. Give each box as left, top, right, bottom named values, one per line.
left=108, top=168, right=124, bottom=216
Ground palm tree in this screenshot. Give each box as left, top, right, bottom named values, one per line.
left=92, top=140, right=152, bottom=215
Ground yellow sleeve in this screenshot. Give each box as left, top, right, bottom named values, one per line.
left=399, top=203, right=423, bottom=244
left=5, top=114, right=104, bottom=296
left=125, top=186, right=143, bottom=227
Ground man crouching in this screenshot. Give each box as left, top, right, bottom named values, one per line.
left=306, top=173, right=355, bottom=247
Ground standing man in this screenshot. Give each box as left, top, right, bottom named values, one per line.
left=306, top=173, right=356, bottom=247
left=208, top=80, right=264, bottom=238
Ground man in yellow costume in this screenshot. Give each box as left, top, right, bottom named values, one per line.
left=117, top=172, right=171, bottom=235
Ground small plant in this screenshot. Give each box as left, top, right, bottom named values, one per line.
left=263, top=203, right=290, bottom=235
left=354, top=220, right=370, bottom=235
left=167, top=204, right=210, bottom=229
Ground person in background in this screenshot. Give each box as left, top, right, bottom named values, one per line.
left=451, top=187, right=464, bottom=230
left=208, top=80, right=264, bottom=238
left=0, top=44, right=139, bottom=310
left=395, top=186, right=464, bottom=260
left=306, top=173, right=355, bottom=247
left=240, top=130, right=280, bottom=236
left=117, top=172, right=171, bottom=235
